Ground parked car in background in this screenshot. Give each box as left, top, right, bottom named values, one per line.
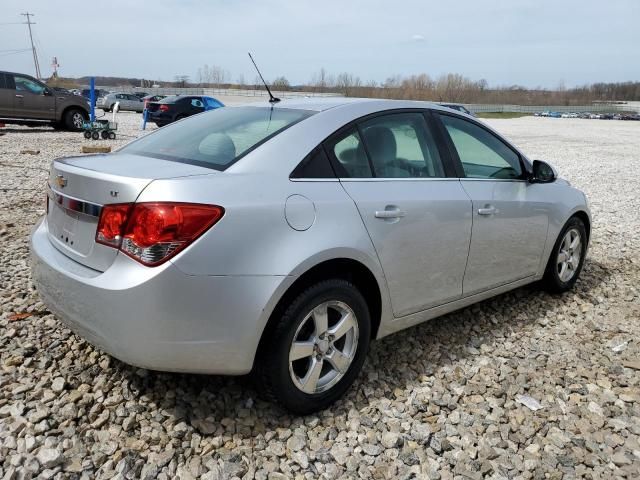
left=438, top=103, right=475, bottom=116
left=146, top=95, right=224, bottom=126
left=0, top=70, right=89, bottom=131
left=80, top=88, right=110, bottom=100
left=141, top=94, right=166, bottom=106
left=98, top=93, right=144, bottom=112
left=31, top=98, right=591, bottom=413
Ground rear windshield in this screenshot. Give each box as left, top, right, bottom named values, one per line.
left=122, top=106, right=313, bottom=170
left=157, top=95, right=181, bottom=104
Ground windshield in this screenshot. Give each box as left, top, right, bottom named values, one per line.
left=122, top=106, right=313, bottom=170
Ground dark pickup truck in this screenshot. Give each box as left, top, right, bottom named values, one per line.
left=0, top=71, right=90, bottom=131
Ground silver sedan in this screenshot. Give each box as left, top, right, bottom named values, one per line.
left=31, top=99, right=591, bottom=413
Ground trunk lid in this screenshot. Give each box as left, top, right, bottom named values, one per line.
left=46, top=153, right=215, bottom=272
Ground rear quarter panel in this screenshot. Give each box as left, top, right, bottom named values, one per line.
left=137, top=172, right=394, bottom=343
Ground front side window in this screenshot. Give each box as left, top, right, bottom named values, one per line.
left=13, top=75, right=45, bottom=95
left=359, top=113, right=444, bottom=178
left=121, top=106, right=313, bottom=170
left=191, top=98, right=204, bottom=108
left=440, top=114, right=522, bottom=180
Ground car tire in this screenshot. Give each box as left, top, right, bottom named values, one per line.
left=541, top=216, right=587, bottom=293
left=63, top=108, right=87, bottom=132
left=255, top=279, right=371, bottom=414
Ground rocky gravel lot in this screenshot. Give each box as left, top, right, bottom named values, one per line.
left=1, top=112, right=639, bottom=479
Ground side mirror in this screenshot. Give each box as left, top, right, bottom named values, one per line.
left=530, top=160, right=556, bottom=183
left=43, top=88, right=53, bottom=96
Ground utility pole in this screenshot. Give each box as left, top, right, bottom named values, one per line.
left=21, top=13, right=41, bottom=79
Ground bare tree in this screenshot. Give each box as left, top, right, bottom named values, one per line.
left=210, top=66, right=229, bottom=87
left=272, top=76, right=290, bottom=91
left=174, top=75, right=190, bottom=87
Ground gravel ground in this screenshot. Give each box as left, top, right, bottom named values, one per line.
left=1, top=112, right=639, bottom=479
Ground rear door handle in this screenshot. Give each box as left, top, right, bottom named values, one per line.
left=477, top=206, right=497, bottom=216
left=15, top=94, right=24, bottom=98
left=375, top=208, right=406, bottom=219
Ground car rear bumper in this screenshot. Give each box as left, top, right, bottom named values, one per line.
left=146, top=111, right=173, bottom=124
left=30, top=218, right=291, bottom=375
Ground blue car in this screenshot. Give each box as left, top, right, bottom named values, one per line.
left=146, top=95, right=224, bottom=127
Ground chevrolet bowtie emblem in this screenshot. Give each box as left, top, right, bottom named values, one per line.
left=56, top=174, right=67, bottom=188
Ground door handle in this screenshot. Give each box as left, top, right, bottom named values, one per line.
left=15, top=94, right=24, bottom=98
left=375, top=208, right=406, bottom=219
left=477, top=206, right=497, bottom=216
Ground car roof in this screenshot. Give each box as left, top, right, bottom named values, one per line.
left=243, top=96, right=447, bottom=113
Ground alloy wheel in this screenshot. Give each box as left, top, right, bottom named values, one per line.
left=288, top=300, right=359, bottom=394
left=72, top=112, right=84, bottom=129
left=557, top=228, right=582, bottom=282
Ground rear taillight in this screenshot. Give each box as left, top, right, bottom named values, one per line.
left=96, top=204, right=131, bottom=247
left=159, top=104, right=170, bottom=112
left=96, top=203, right=224, bottom=266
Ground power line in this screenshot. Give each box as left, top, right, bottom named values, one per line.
left=0, top=49, right=31, bottom=58
left=21, top=12, right=41, bottom=79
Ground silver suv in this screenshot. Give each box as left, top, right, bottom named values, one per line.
left=0, top=71, right=90, bottom=131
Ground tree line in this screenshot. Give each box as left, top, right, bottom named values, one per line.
left=189, top=66, right=640, bottom=105
left=61, top=66, right=640, bottom=105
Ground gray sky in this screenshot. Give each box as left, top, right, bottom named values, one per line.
left=1, top=0, right=638, bottom=88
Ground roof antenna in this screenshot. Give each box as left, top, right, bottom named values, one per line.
left=248, top=52, right=280, bottom=103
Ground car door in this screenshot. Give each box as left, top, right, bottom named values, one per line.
left=0, top=73, right=14, bottom=117
left=128, top=94, right=143, bottom=112
left=435, top=112, right=549, bottom=295
left=114, top=94, right=127, bottom=110
left=327, top=111, right=473, bottom=317
left=12, top=73, right=56, bottom=119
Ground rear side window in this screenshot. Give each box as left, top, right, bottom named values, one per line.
left=121, top=107, right=313, bottom=170
left=439, top=114, right=522, bottom=180
left=291, top=146, right=335, bottom=179
left=0, top=74, right=6, bottom=89
left=359, top=113, right=444, bottom=178
left=327, top=128, right=373, bottom=178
